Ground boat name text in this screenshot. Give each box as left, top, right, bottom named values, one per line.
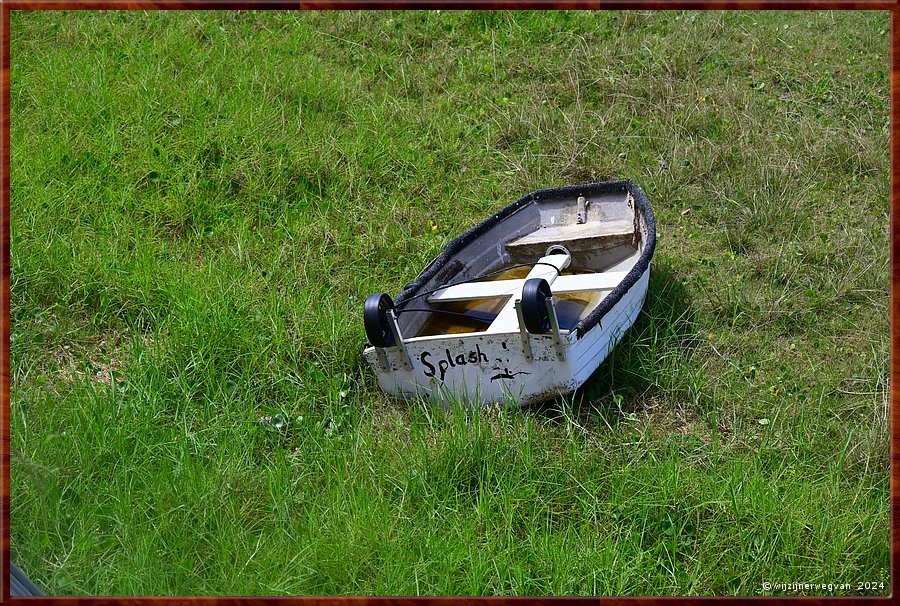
left=421, top=345, right=489, bottom=382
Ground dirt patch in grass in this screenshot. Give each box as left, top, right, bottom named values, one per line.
left=41, top=321, right=160, bottom=388
left=51, top=331, right=128, bottom=386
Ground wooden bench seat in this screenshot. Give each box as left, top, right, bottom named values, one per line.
left=506, top=219, right=635, bottom=260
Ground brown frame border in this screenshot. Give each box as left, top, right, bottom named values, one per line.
left=0, top=2, right=895, bottom=602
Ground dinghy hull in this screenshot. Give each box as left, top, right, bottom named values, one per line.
left=362, top=179, right=656, bottom=406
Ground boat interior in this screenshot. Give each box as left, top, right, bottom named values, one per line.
left=398, top=190, right=649, bottom=340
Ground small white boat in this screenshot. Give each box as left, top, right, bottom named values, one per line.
left=362, top=179, right=656, bottom=406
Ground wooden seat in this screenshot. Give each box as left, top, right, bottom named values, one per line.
left=506, top=219, right=635, bottom=260
left=427, top=271, right=629, bottom=303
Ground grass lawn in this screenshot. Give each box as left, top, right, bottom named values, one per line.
left=8, top=9, right=890, bottom=596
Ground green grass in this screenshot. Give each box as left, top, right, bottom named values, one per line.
left=9, top=9, right=889, bottom=596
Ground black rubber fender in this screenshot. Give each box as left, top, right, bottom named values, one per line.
left=521, top=278, right=552, bottom=334
left=364, top=292, right=396, bottom=347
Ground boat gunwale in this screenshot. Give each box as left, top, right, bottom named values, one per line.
left=393, top=179, right=656, bottom=340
